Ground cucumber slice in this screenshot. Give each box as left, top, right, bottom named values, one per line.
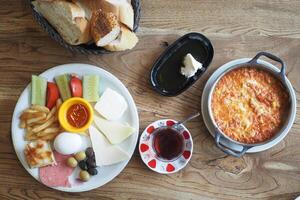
left=31, top=75, right=47, bottom=106
left=55, top=74, right=72, bottom=101
left=83, top=75, right=99, bottom=102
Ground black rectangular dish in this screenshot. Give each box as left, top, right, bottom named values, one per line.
left=150, top=32, right=214, bottom=96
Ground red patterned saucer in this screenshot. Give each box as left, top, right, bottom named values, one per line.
left=139, top=119, right=193, bottom=174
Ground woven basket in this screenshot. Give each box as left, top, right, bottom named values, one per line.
left=28, top=0, right=141, bottom=54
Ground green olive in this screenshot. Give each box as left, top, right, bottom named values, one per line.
left=67, top=157, right=78, bottom=168
left=79, top=170, right=90, bottom=182
left=74, top=151, right=86, bottom=161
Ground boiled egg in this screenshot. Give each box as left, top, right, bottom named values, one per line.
left=54, top=132, right=82, bottom=155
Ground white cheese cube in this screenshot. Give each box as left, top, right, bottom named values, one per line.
left=94, top=88, right=128, bottom=120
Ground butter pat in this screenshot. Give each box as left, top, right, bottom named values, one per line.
left=180, top=53, right=203, bottom=78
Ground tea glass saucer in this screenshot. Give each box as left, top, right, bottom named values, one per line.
left=139, top=119, right=193, bottom=174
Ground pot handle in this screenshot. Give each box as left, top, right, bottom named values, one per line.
left=248, top=51, right=286, bottom=80
left=214, top=130, right=251, bottom=157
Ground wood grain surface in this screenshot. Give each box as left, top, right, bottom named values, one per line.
left=0, top=0, right=300, bottom=200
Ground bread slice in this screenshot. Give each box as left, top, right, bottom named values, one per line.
left=90, top=10, right=121, bottom=47
left=76, top=0, right=134, bottom=30
left=101, top=0, right=134, bottom=30
left=24, top=140, right=56, bottom=168
left=104, top=25, right=138, bottom=51
left=32, top=0, right=91, bottom=45
left=73, top=0, right=95, bottom=20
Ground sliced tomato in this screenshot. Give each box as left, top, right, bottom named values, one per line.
left=46, top=82, right=60, bottom=109
left=70, top=75, right=82, bottom=97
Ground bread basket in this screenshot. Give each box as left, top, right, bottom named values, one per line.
left=27, top=0, right=141, bottom=54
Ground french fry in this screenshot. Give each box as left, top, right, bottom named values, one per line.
left=36, top=126, right=60, bottom=137
left=20, top=102, right=63, bottom=141
left=19, top=120, right=26, bottom=129
left=39, top=132, right=59, bottom=141
left=31, top=124, right=40, bottom=130
left=26, top=114, right=47, bottom=125
left=32, top=116, right=56, bottom=133
left=25, top=135, right=37, bottom=141
left=25, top=129, right=37, bottom=141
left=22, top=108, right=38, bottom=113
left=31, top=118, right=49, bottom=125
left=46, top=106, right=57, bottom=121
left=56, top=98, right=62, bottom=109
left=30, top=105, right=50, bottom=113
left=25, top=134, right=38, bottom=141
left=20, top=111, right=46, bottom=121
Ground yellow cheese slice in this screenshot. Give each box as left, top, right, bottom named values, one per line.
left=89, top=125, right=129, bottom=166
left=93, top=115, right=135, bottom=144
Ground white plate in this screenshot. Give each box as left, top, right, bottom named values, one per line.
left=201, top=58, right=296, bottom=153
left=11, top=63, right=139, bottom=192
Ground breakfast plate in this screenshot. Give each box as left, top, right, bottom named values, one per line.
left=201, top=58, right=296, bottom=153
left=11, top=63, right=139, bottom=192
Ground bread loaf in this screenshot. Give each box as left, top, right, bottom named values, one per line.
left=73, top=0, right=96, bottom=20
left=32, top=0, right=91, bottom=45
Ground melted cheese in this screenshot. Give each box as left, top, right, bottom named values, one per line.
left=24, top=140, right=56, bottom=168
left=211, top=67, right=289, bottom=144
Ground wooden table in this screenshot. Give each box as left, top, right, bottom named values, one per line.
left=1, top=1, right=300, bottom=199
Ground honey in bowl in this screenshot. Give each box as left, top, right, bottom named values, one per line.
left=153, top=127, right=184, bottom=160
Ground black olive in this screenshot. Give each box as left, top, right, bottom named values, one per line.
left=88, top=168, right=98, bottom=176
left=87, top=157, right=96, bottom=168
left=78, top=160, right=88, bottom=170
left=85, top=147, right=94, bottom=158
